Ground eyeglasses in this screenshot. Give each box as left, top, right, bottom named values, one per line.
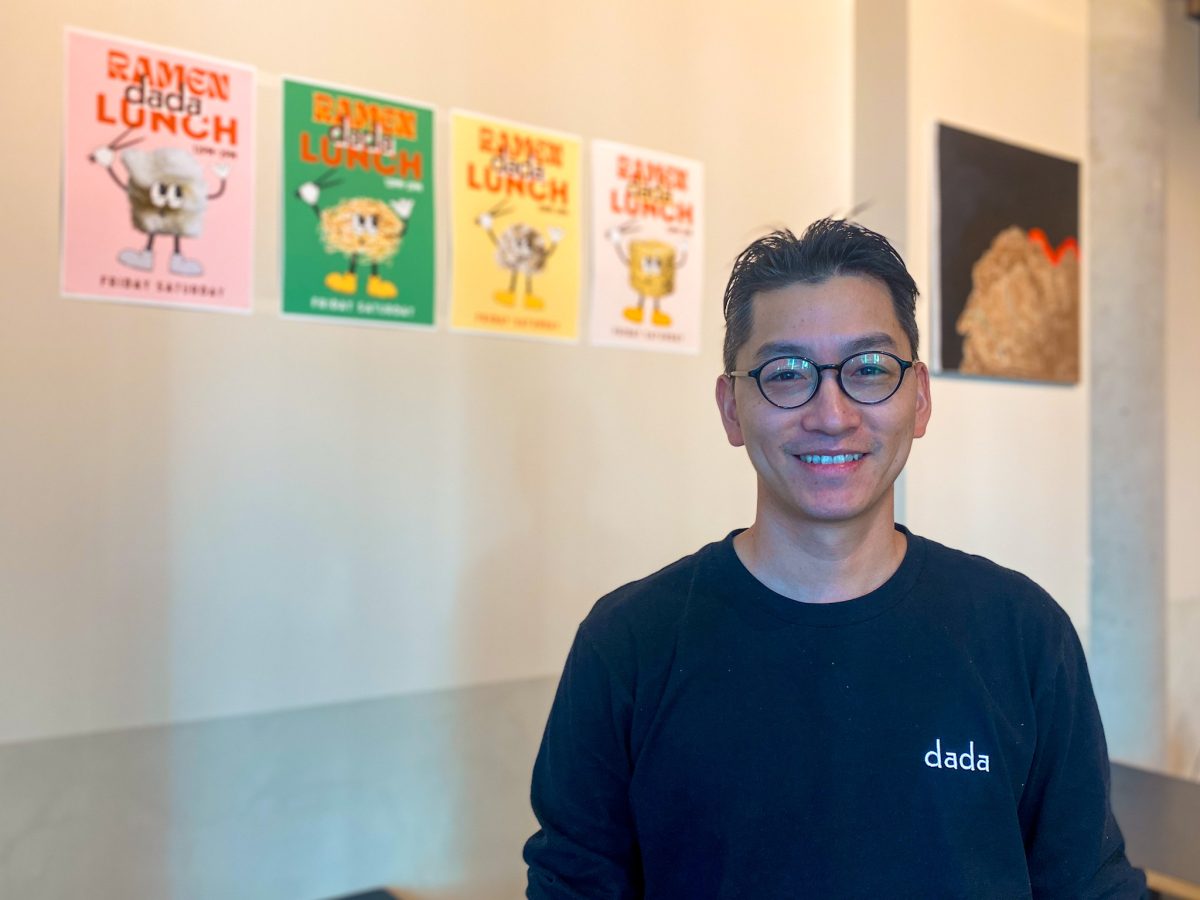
left=728, top=351, right=914, bottom=409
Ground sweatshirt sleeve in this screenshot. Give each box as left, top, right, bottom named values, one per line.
left=524, top=623, right=642, bottom=899
left=1019, top=611, right=1147, bottom=899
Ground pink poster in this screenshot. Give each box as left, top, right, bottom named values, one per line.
left=61, top=29, right=256, bottom=313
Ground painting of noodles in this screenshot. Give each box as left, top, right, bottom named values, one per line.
left=936, top=124, right=1080, bottom=383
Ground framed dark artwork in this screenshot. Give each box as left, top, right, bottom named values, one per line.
left=935, top=124, right=1081, bottom=383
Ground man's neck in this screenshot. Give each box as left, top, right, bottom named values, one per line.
left=732, top=507, right=907, bottom=605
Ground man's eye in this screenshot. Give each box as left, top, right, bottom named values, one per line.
left=846, top=353, right=900, bottom=382
left=766, top=370, right=801, bottom=382
left=764, top=361, right=812, bottom=384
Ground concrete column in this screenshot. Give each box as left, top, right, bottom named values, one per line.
left=1088, top=0, right=1167, bottom=767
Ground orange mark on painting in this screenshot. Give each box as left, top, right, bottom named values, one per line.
left=1028, top=227, right=1078, bottom=265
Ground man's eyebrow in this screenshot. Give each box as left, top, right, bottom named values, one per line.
left=842, top=333, right=899, bottom=354
left=752, top=332, right=899, bottom=361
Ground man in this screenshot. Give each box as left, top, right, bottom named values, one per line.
left=524, top=219, right=1145, bottom=898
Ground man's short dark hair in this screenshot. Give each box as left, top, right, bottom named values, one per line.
left=721, top=218, right=920, bottom=373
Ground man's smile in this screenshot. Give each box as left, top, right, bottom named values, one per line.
left=796, top=452, right=865, bottom=465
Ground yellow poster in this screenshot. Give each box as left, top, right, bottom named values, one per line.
left=450, top=111, right=582, bottom=342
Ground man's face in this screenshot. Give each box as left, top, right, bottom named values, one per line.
left=715, top=275, right=931, bottom=531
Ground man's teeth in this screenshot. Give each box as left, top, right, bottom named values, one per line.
left=799, top=453, right=864, bottom=465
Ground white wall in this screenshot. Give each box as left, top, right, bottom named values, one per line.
left=0, top=2, right=854, bottom=743
left=902, top=0, right=1091, bottom=632
left=1165, top=9, right=1200, bottom=778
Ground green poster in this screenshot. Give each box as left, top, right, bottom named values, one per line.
left=282, top=78, right=435, bottom=327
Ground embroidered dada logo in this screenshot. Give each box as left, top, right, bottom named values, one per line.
left=925, top=738, right=990, bottom=772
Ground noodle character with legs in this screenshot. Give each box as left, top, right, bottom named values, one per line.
left=475, top=201, right=564, bottom=310
left=605, top=221, right=688, bottom=326
left=296, top=171, right=415, bottom=300
left=88, top=128, right=230, bottom=277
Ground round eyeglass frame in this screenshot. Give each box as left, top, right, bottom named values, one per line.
left=727, top=350, right=915, bottom=409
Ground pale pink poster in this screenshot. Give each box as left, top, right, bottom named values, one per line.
left=589, top=139, right=704, bottom=354
left=61, top=29, right=256, bottom=313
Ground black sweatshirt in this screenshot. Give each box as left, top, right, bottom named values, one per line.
left=525, top=527, right=1146, bottom=899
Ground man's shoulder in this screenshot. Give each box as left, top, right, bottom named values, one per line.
left=580, top=535, right=732, bottom=644
left=917, top=531, right=1045, bottom=588
left=912, top=529, right=1074, bottom=632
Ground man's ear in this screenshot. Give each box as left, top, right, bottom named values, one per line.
left=912, top=361, right=932, bottom=439
left=716, top=374, right=745, bottom=447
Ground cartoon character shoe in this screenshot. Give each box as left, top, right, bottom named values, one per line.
left=325, top=272, right=358, bottom=294
left=494, top=291, right=516, bottom=307
left=623, top=306, right=645, bottom=324
left=169, top=254, right=204, bottom=277
left=652, top=310, right=672, bottom=327
left=366, top=275, right=398, bottom=299
left=117, top=248, right=154, bottom=271
left=524, top=295, right=545, bottom=310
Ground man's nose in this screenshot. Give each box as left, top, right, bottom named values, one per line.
left=800, top=370, right=860, bottom=433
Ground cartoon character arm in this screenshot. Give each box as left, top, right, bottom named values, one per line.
left=207, top=164, right=230, bottom=201
left=675, top=240, right=689, bottom=270
left=295, top=180, right=326, bottom=219
left=88, top=145, right=128, bottom=192
left=389, top=198, right=415, bottom=238
left=476, top=211, right=499, bottom=246
left=544, top=227, right=565, bottom=261
left=604, top=227, right=630, bottom=266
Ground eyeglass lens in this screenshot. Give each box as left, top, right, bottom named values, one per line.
left=758, top=353, right=904, bottom=407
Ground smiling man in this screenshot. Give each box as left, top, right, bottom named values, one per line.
left=524, top=220, right=1145, bottom=899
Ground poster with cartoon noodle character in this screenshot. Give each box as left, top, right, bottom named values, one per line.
left=449, top=111, right=581, bottom=342
left=61, top=29, right=255, bottom=313
left=282, top=78, right=435, bottom=327
left=589, top=140, right=704, bottom=354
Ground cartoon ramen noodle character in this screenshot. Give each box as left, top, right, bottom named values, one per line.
left=296, top=169, right=415, bottom=299
left=605, top=221, right=688, bottom=326
left=88, top=127, right=230, bottom=277
left=955, top=225, right=1079, bottom=383
left=475, top=201, right=564, bottom=310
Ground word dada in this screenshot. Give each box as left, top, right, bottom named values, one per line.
left=609, top=185, right=694, bottom=224
left=466, top=150, right=569, bottom=205
left=106, top=50, right=231, bottom=100
left=310, top=93, right=417, bottom=141
left=610, top=156, right=694, bottom=224
left=97, top=67, right=237, bottom=145
left=478, top=128, right=564, bottom=167
left=298, top=128, right=423, bottom=178
left=466, top=126, right=570, bottom=206
left=924, top=738, right=990, bottom=772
